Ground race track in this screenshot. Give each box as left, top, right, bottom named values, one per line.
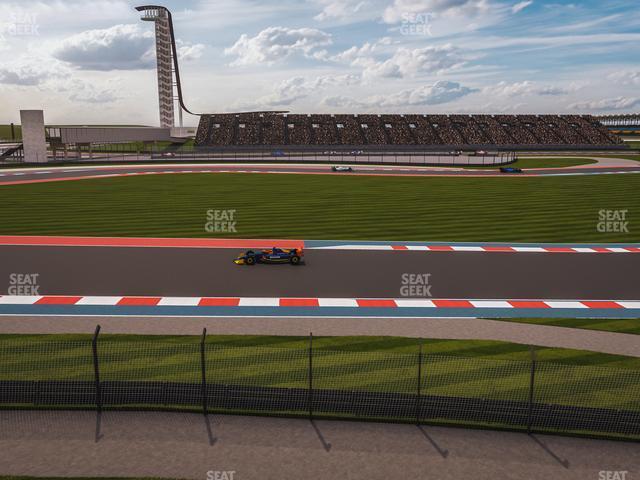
left=1, top=158, right=640, bottom=186
left=0, top=245, right=638, bottom=300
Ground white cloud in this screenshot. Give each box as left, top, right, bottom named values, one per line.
left=237, top=74, right=362, bottom=108
left=176, top=41, right=206, bottom=62
left=52, top=23, right=205, bottom=71
left=607, top=70, right=640, bottom=86
left=383, top=0, right=493, bottom=23
left=56, top=78, right=121, bottom=104
left=324, top=80, right=477, bottom=108
left=361, top=44, right=467, bottom=78
left=224, top=27, right=332, bottom=66
left=0, top=64, right=57, bottom=86
left=53, top=24, right=155, bottom=71
left=483, top=81, right=574, bottom=97
left=511, top=1, right=533, bottom=14
left=314, top=0, right=369, bottom=21
left=568, top=97, right=640, bottom=112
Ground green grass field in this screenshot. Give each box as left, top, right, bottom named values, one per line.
left=491, top=318, right=640, bottom=335
left=1, top=334, right=638, bottom=414
left=0, top=173, right=637, bottom=242
left=0, top=124, right=21, bottom=141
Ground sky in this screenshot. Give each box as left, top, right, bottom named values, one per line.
left=0, top=0, right=639, bottom=126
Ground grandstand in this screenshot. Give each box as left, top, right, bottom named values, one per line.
left=195, top=113, right=624, bottom=150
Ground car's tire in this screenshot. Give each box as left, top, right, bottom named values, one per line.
left=290, top=255, right=301, bottom=265
left=246, top=256, right=256, bottom=265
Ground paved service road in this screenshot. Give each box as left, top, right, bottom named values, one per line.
left=1, top=411, right=639, bottom=480
left=0, top=245, right=638, bottom=299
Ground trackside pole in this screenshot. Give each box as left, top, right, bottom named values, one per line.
left=92, top=325, right=102, bottom=412
left=201, top=328, right=208, bottom=415
left=416, top=341, right=423, bottom=425
left=527, top=346, right=537, bottom=434
left=309, top=332, right=313, bottom=419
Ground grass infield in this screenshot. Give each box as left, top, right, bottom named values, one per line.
left=0, top=173, right=638, bottom=242
left=491, top=317, right=640, bottom=335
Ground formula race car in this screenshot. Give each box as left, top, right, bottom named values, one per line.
left=331, top=166, right=353, bottom=172
left=234, top=247, right=304, bottom=265
left=500, top=167, right=523, bottom=174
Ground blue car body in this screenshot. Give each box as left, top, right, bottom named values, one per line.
left=234, top=247, right=304, bottom=265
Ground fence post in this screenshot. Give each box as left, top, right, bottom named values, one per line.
left=201, top=328, right=208, bottom=415
left=416, top=341, right=423, bottom=425
left=527, top=346, right=537, bottom=434
left=308, top=332, right=313, bottom=419
left=92, top=325, right=102, bottom=412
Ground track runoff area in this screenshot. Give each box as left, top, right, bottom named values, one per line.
left=0, top=236, right=638, bottom=319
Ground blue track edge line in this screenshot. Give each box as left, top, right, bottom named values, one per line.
left=0, top=305, right=638, bottom=319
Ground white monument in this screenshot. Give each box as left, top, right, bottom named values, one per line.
left=20, top=110, right=47, bottom=163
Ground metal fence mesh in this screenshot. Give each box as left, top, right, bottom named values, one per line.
left=1, top=336, right=639, bottom=440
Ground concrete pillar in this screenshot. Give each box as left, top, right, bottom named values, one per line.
left=20, top=110, right=47, bottom=163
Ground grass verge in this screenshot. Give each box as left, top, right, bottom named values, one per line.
left=487, top=318, right=640, bottom=335
left=0, top=173, right=638, bottom=242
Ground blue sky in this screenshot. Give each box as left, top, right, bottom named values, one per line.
left=0, top=0, right=639, bottom=126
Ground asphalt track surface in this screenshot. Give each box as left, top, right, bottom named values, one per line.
left=3, top=411, right=639, bottom=480
left=1, top=159, right=640, bottom=185
left=1, top=245, right=638, bottom=300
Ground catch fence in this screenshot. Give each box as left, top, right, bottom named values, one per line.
left=1, top=328, right=638, bottom=441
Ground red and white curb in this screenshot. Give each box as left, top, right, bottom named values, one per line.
left=0, top=296, right=638, bottom=309
left=0, top=236, right=637, bottom=254
left=315, top=244, right=640, bottom=253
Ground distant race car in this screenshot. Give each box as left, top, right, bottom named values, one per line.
left=234, top=247, right=304, bottom=265
left=331, top=166, right=353, bottom=172
left=500, top=167, right=523, bottom=173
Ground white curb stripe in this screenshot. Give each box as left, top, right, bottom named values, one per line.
left=0, top=295, right=42, bottom=304
left=0, top=296, right=638, bottom=309
left=75, top=296, right=122, bottom=305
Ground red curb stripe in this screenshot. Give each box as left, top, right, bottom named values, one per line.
left=391, top=245, right=408, bottom=250
left=482, top=247, right=516, bottom=252
left=628, top=247, right=640, bottom=253
left=35, top=296, right=82, bottom=305
left=545, top=247, right=576, bottom=253
left=508, top=301, right=551, bottom=309
left=117, top=297, right=162, bottom=306
left=356, top=299, right=397, bottom=308
left=0, top=235, right=304, bottom=250
left=432, top=300, right=474, bottom=308
left=198, top=298, right=240, bottom=306
left=427, top=246, right=454, bottom=251
left=279, top=298, right=320, bottom=307
left=592, top=247, right=612, bottom=253
left=581, top=301, right=624, bottom=309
